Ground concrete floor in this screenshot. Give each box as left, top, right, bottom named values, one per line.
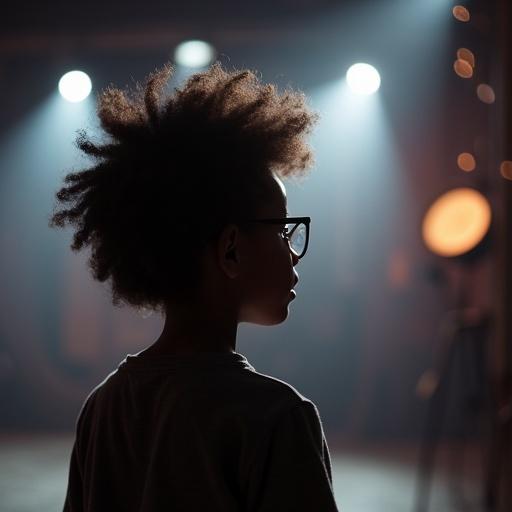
left=0, top=434, right=484, bottom=512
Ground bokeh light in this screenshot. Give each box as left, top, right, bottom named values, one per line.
left=416, top=370, right=439, bottom=399
left=477, top=84, right=496, bottom=104
left=500, top=161, right=512, bottom=180
left=457, top=48, right=475, bottom=68
left=453, top=5, right=470, bottom=22
left=457, top=152, right=476, bottom=172
left=454, top=59, right=473, bottom=78
left=346, top=63, right=381, bottom=95
left=387, top=248, right=410, bottom=289
left=422, top=188, right=491, bottom=257
left=174, top=40, right=215, bottom=68
left=58, top=71, right=92, bottom=103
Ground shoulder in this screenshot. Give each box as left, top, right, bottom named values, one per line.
left=239, top=368, right=310, bottom=403
left=219, top=367, right=320, bottom=428
left=74, top=367, right=121, bottom=425
left=243, top=370, right=323, bottom=427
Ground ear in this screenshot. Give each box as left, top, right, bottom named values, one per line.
left=217, top=223, right=242, bottom=279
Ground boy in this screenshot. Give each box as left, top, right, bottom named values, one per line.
left=50, top=62, right=338, bottom=511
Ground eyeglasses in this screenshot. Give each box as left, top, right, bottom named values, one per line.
left=240, top=216, right=311, bottom=259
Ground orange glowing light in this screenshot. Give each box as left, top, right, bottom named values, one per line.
left=457, top=48, right=475, bottom=68
left=388, top=248, right=410, bottom=289
left=416, top=370, right=439, bottom=399
left=453, top=5, right=470, bottom=22
left=422, top=188, right=491, bottom=257
left=457, top=152, right=476, bottom=172
left=454, top=59, right=473, bottom=78
left=477, top=84, right=495, bottom=104
left=500, top=161, right=512, bottom=180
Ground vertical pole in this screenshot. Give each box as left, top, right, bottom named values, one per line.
left=491, top=0, right=512, bottom=510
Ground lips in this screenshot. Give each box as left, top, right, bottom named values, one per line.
left=290, top=277, right=298, bottom=299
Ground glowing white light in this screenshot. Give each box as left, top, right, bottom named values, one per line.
left=346, top=63, right=381, bottom=95
left=58, top=71, right=92, bottom=103
left=174, top=40, right=215, bottom=68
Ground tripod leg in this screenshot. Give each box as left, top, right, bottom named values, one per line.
left=414, top=341, right=456, bottom=512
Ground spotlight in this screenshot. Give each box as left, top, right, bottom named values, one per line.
left=58, top=70, right=92, bottom=103
left=174, top=40, right=215, bottom=68
left=346, top=63, right=381, bottom=95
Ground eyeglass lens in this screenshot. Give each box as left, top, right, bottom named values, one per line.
left=286, top=222, right=306, bottom=257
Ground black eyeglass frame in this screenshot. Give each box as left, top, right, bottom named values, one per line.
left=239, top=216, right=311, bottom=259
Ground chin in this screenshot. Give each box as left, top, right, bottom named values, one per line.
left=269, top=304, right=292, bottom=325
left=241, top=295, right=294, bottom=325
left=244, top=306, right=290, bottom=326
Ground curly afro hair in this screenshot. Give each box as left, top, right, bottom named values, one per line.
left=49, top=62, right=319, bottom=315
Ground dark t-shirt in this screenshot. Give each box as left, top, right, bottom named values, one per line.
left=63, top=350, right=339, bottom=511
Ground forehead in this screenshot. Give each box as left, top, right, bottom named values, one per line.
left=272, top=173, right=286, bottom=198
left=260, top=173, right=287, bottom=216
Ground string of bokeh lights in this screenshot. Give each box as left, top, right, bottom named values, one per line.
left=452, top=4, right=511, bottom=180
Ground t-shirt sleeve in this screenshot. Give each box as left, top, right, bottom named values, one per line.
left=62, top=439, right=83, bottom=512
left=245, top=400, right=339, bottom=512
left=62, top=393, right=93, bottom=512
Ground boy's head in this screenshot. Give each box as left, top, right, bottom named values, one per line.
left=197, top=170, right=301, bottom=327
left=49, top=62, right=319, bottom=323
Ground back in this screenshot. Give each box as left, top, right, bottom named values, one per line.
left=63, top=351, right=338, bottom=511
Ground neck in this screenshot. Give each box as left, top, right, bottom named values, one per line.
left=140, top=299, right=239, bottom=358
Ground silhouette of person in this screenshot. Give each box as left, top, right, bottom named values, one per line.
left=50, top=62, right=338, bottom=511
